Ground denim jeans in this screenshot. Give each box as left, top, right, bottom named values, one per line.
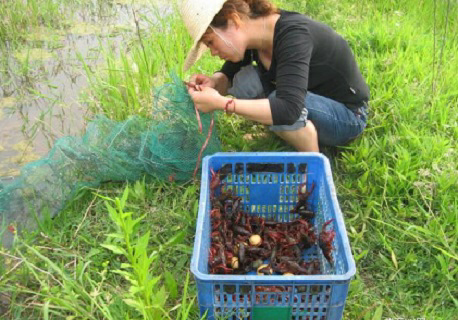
left=227, top=65, right=368, bottom=146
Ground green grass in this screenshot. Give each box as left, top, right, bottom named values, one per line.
left=81, top=3, right=190, bottom=120
left=1, top=0, right=457, bottom=319
left=0, top=0, right=64, bottom=47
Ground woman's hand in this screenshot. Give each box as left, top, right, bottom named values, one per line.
left=189, top=74, right=216, bottom=89
left=187, top=86, right=225, bottom=113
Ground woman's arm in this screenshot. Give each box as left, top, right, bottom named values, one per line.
left=223, top=97, right=273, bottom=125
left=188, top=86, right=274, bottom=125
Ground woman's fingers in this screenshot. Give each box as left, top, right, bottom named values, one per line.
left=194, top=74, right=207, bottom=85
left=189, top=74, right=214, bottom=88
left=190, top=74, right=202, bottom=83
left=189, top=87, right=223, bottom=114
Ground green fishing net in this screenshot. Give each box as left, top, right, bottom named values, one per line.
left=0, top=74, right=221, bottom=248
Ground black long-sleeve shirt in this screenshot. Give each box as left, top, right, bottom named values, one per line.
left=220, top=10, right=370, bottom=125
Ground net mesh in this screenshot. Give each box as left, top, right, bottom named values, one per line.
left=0, top=74, right=221, bottom=247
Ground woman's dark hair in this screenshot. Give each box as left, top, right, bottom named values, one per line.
left=210, top=0, right=279, bottom=29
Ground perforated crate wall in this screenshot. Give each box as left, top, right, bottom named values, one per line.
left=191, top=152, right=356, bottom=320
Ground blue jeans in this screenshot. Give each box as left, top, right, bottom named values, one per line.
left=227, top=65, right=368, bottom=147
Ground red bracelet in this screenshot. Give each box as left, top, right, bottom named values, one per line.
left=224, top=98, right=236, bottom=115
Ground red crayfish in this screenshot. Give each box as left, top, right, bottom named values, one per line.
left=208, top=168, right=335, bottom=282
left=318, top=219, right=336, bottom=266
left=290, top=181, right=316, bottom=220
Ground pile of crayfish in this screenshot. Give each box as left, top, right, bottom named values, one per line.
left=208, top=168, right=336, bottom=275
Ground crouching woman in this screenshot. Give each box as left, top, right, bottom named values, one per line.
left=181, top=0, right=370, bottom=151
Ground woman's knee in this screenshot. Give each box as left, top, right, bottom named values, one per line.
left=272, top=121, right=319, bottom=152
left=273, top=121, right=316, bottom=138
left=227, top=65, right=265, bottom=99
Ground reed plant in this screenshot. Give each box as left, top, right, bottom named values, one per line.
left=83, top=3, right=190, bottom=120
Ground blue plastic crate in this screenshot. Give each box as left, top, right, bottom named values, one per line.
left=191, top=152, right=356, bottom=320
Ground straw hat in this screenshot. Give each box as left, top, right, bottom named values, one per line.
left=180, top=0, right=227, bottom=71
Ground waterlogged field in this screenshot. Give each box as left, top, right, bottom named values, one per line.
left=0, top=0, right=457, bottom=319
left=0, top=0, right=166, bottom=178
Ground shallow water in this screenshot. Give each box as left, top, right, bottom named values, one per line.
left=0, top=0, right=162, bottom=181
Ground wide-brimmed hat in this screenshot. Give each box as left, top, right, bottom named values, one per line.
left=180, top=0, right=226, bottom=71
